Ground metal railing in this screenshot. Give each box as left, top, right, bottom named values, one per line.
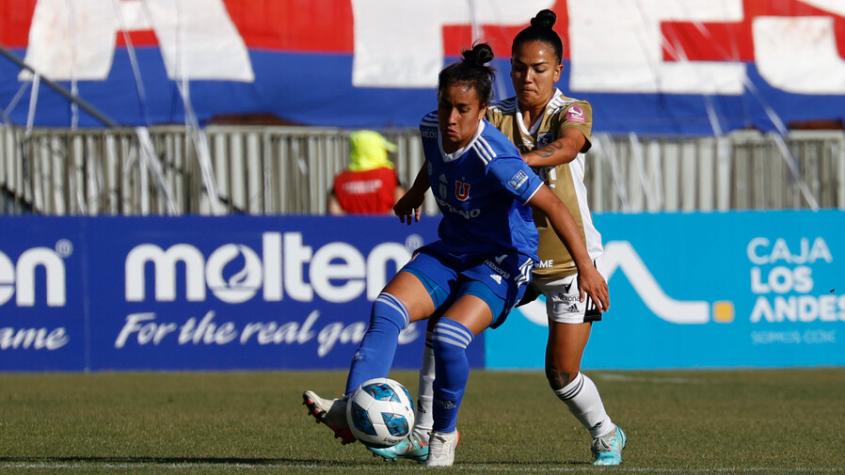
left=1, top=124, right=843, bottom=215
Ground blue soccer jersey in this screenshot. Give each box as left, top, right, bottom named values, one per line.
left=419, top=111, right=544, bottom=264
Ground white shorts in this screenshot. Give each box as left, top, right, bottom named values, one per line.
left=534, top=262, right=605, bottom=325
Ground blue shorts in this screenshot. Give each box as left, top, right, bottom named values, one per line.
left=400, top=244, right=534, bottom=328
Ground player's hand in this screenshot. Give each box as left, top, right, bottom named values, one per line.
left=393, top=193, right=423, bottom=225
left=577, top=266, right=610, bottom=311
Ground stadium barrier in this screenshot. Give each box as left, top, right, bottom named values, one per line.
left=1, top=212, right=843, bottom=371
left=0, top=215, right=468, bottom=371
left=493, top=210, right=845, bottom=370
left=1, top=125, right=843, bottom=215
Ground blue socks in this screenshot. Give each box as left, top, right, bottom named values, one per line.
left=344, top=295, right=475, bottom=436
left=345, top=292, right=409, bottom=395
left=431, top=317, right=474, bottom=433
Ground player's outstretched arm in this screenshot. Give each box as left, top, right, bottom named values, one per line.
left=394, top=162, right=430, bottom=225
left=528, top=185, right=610, bottom=311
left=523, top=128, right=586, bottom=168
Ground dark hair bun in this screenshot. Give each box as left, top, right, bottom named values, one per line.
left=462, top=43, right=494, bottom=66
left=530, top=9, right=556, bottom=29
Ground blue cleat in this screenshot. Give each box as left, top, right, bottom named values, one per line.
left=367, top=430, right=430, bottom=463
left=591, top=426, right=627, bottom=466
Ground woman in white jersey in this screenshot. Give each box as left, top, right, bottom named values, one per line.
left=489, top=10, right=626, bottom=466
left=378, top=10, right=627, bottom=466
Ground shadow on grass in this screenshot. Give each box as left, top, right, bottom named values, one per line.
left=481, top=459, right=593, bottom=466
left=0, top=456, right=594, bottom=468
left=0, top=456, right=376, bottom=467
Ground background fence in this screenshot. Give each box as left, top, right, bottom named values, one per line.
left=2, top=125, right=843, bottom=216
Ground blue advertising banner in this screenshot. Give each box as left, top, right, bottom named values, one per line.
left=4, top=212, right=843, bottom=372
left=0, top=218, right=86, bottom=370
left=0, top=216, right=490, bottom=372
left=488, top=211, right=845, bottom=370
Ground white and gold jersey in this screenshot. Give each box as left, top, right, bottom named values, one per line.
left=486, top=88, right=603, bottom=278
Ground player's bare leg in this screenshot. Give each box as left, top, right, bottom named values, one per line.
left=546, top=320, right=625, bottom=465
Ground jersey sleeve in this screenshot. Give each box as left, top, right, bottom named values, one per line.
left=487, top=156, right=544, bottom=204
left=419, top=110, right=439, bottom=137
left=556, top=101, right=593, bottom=153
left=485, top=106, right=504, bottom=129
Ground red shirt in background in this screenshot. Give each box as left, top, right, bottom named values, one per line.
left=332, top=167, right=399, bottom=214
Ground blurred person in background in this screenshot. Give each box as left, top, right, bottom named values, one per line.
left=328, top=130, right=405, bottom=215
left=386, top=9, right=627, bottom=467
left=304, top=43, right=609, bottom=467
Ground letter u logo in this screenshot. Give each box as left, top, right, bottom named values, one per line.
left=454, top=181, right=471, bottom=202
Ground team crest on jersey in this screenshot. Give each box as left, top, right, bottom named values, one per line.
left=565, top=105, right=586, bottom=124
left=454, top=180, right=471, bottom=201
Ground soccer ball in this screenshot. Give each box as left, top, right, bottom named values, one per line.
left=346, top=377, right=415, bottom=447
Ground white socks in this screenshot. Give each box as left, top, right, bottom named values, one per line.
left=414, top=340, right=436, bottom=436
left=554, top=372, right=615, bottom=439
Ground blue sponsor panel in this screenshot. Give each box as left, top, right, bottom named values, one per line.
left=0, top=217, right=86, bottom=371
left=1, top=216, right=490, bottom=372
left=85, top=216, right=446, bottom=371
left=488, top=211, right=845, bottom=370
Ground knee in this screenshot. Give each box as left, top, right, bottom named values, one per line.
left=370, top=292, right=410, bottom=330
left=430, top=318, right=473, bottom=356
left=545, top=363, right=580, bottom=391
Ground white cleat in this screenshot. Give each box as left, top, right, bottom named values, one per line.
left=302, top=390, right=355, bottom=444
left=426, top=430, right=460, bottom=467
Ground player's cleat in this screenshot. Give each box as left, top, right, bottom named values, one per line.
left=367, top=428, right=430, bottom=463
left=591, top=426, right=627, bottom=466
left=426, top=430, right=459, bottom=467
left=302, top=390, right=356, bottom=444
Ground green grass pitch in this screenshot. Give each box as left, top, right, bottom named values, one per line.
left=1, top=369, right=844, bottom=473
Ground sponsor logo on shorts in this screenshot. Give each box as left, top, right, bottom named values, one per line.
left=553, top=292, right=578, bottom=304
left=484, top=260, right=511, bottom=280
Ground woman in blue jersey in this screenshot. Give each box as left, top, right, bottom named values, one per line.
left=390, top=10, right=627, bottom=467
left=304, top=43, right=609, bottom=467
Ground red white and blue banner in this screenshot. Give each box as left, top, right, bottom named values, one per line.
left=2, top=0, right=845, bottom=134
